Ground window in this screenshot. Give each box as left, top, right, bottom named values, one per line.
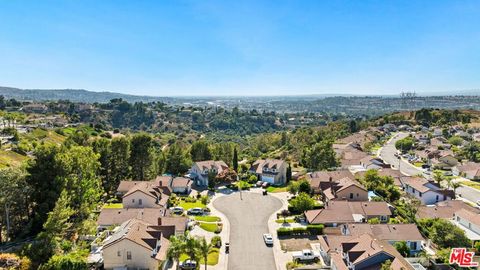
left=117, top=251, right=121, bottom=257
left=380, top=215, right=388, bottom=222
left=139, top=199, right=142, bottom=205
left=349, top=193, right=353, bottom=199
left=419, top=192, right=422, bottom=197
left=127, top=251, right=132, bottom=260
left=356, top=193, right=359, bottom=197
left=410, top=241, right=417, bottom=250
left=436, top=195, right=439, bottom=202
left=132, top=199, right=135, bottom=203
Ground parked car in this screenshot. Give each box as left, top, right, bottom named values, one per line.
left=292, top=249, right=321, bottom=262
left=263, top=233, right=273, bottom=245
left=262, top=182, right=270, bottom=188
left=256, top=181, right=263, bottom=187
left=170, top=206, right=184, bottom=215
left=179, top=260, right=197, bottom=269
left=187, top=207, right=204, bottom=215
left=476, top=200, right=480, bottom=208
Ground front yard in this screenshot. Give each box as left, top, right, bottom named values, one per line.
left=103, top=203, right=123, bottom=209
left=179, top=247, right=220, bottom=265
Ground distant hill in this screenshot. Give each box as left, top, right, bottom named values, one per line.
left=0, top=86, right=171, bottom=103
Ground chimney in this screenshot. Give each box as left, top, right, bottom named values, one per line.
left=158, top=217, right=162, bottom=225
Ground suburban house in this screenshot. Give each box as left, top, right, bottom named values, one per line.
left=122, top=181, right=170, bottom=209
left=321, top=177, right=368, bottom=202
left=359, top=156, right=389, bottom=170
left=401, top=177, right=454, bottom=205
left=454, top=162, right=480, bottom=180
left=170, top=177, right=192, bottom=194
left=102, top=219, right=170, bottom=270
left=305, top=201, right=392, bottom=226
left=431, top=153, right=458, bottom=170
left=335, top=144, right=369, bottom=168
left=116, top=176, right=172, bottom=197
left=416, top=200, right=480, bottom=220
left=21, top=103, right=48, bottom=113
left=249, top=159, right=287, bottom=185
left=340, top=224, right=425, bottom=255
left=453, top=209, right=480, bottom=241
left=356, top=168, right=404, bottom=187
left=97, top=208, right=168, bottom=231
left=189, top=160, right=229, bottom=186
left=317, top=233, right=415, bottom=270
left=307, top=170, right=355, bottom=194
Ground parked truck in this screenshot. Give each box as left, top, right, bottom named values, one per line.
left=292, top=249, right=321, bottom=262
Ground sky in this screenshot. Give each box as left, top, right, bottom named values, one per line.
left=0, top=0, right=479, bottom=96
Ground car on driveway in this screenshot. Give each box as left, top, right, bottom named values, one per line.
left=187, top=207, right=204, bottom=215
left=170, top=206, right=184, bottom=215
left=256, top=181, right=263, bottom=187
left=263, top=233, right=273, bottom=246
left=292, top=249, right=320, bottom=262
left=262, top=182, right=270, bottom=188
left=179, top=260, right=197, bottom=269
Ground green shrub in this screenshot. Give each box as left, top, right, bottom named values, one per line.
left=211, top=236, right=222, bottom=248
left=306, top=224, right=324, bottom=235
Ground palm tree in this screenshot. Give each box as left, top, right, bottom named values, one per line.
left=167, top=235, right=185, bottom=270
left=451, top=182, right=461, bottom=195
left=184, top=235, right=200, bottom=266
left=197, top=237, right=212, bottom=270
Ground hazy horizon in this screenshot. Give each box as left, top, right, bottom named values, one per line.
left=1, top=1, right=479, bottom=96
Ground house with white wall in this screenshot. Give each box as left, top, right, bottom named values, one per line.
left=249, top=159, right=287, bottom=185
left=190, top=160, right=229, bottom=186
left=401, top=177, right=454, bottom=205
left=453, top=209, right=480, bottom=241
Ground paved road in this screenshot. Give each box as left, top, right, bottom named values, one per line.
left=456, top=185, right=480, bottom=204
left=379, top=132, right=425, bottom=176
left=213, top=192, right=282, bottom=270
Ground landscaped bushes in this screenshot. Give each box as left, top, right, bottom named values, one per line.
left=276, top=224, right=324, bottom=236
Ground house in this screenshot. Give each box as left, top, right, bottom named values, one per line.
left=116, top=176, right=172, bottom=197
left=359, top=156, right=389, bottom=170
left=322, top=177, right=368, bottom=202
left=416, top=200, right=480, bottom=220
left=414, top=133, right=430, bottom=145
left=317, top=233, right=414, bottom=270
left=453, top=209, right=480, bottom=241
left=190, top=160, right=229, bottom=186
left=97, top=208, right=168, bottom=231
left=432, top=154, right=458, bottom=170
left=122, top=181, right=169, bottom=209
left=432, top=128, right=443, bottom=137
left=249, top=159, right=287, bottom=186
left=340, top=223, right=425, bottom=254
left=170, top=177, right=192, bottom=194
left=21, top=103, right=48, bottom=113
left=102, top=219, right=170, bottom=270
left=454, top=162, right=480, bottom=180
left=401, top=177, right=454, bottom=205
left=305, top=201, right=392, bottom=226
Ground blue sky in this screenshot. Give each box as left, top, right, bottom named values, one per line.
left=0, top=0, right=479, bottom=96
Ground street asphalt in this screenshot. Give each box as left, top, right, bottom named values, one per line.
left=213, top=192, right=282, bottom=270
left=379, top=132, right=425, bottom=176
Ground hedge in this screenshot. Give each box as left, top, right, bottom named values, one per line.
left=276, top=224, right=324, bottom=236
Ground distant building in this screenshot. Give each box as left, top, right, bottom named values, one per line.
left=21, top=103, right=48, bottom=114
left=249, top=159, right=287, bottom=185
left=454, top=162, right=480, bottom=180
left=453, top=209, right=480, bottom=241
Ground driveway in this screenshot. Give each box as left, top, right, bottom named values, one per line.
left=379, top=132, right=424, bottom=176
left=213, top=192, right=282, bottom=270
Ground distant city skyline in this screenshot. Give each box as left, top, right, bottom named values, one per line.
left=1, top=1, right=479, bottom=96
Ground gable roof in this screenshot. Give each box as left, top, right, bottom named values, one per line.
left=456, top=208, right=480, bottom=227
left=417, top=200, right=480, bottom=219
left=194, top=160, right=229, bottom=172
left=97, top=208, right=168, bottom=226
left=103, top=219, right=170, bottom=261
left=250, top=159, right=286, bottom=174
left=345, top=223, right=424, bottom=241
left=305, top=201, right=391, bottom=224
left=171, top=177, right=192, bottom=188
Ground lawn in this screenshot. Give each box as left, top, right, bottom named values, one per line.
left=179, top=248, right=220, bottom=265
left=413, top=162, right=424, bottom=167
left=103, top=203, right=123, bottom=209
left=266, top=186, right=287, bottom=193
left=0, top=150, right=29, bottom=168
left=199, top=222, right=220, bottom=233
left=178, top=201, right=206, bottom=210
left=460, top=181, right=480, bottom=191
left=275, top=218, right=295, bottom=223
left=23, top=128, right=66, bottom=145
left=194, top=216, right=221, bottom=222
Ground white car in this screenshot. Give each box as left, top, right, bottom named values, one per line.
left=263, top=233, right=273, bottom=245
left=476, top=200, right=480, bottom=208
left=170, top=206, right=184, bottom=215
left=187, top=207, right=204, bottom=215
left=292, top=249, right=321, bottom=262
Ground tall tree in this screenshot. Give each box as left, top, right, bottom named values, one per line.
left=197, top=237, right=211, bottom=270
left=26, top=145, right=62, bottom=234
left=165, top=143, right=191, bottom=175
left=301, top=139, right=338, bottom=170
left=232, top=147, right=238, bottom=172
left=190, top=140, right=212, bottom=162
left=91, top=138, right=111, bottom=193
left=109, top=137, right=130, bottom=192
left=129, top=133, right=154, bottom=180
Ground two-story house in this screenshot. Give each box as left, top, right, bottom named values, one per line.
left=190, top=160, right=229, bottom=186
left=102, top=219, right=170, bottom=270
left=249, top=159, right=287, bottom=186
left=122, top=181, right=169, bottom=209
left=401, top=177, right=454, bottom=205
